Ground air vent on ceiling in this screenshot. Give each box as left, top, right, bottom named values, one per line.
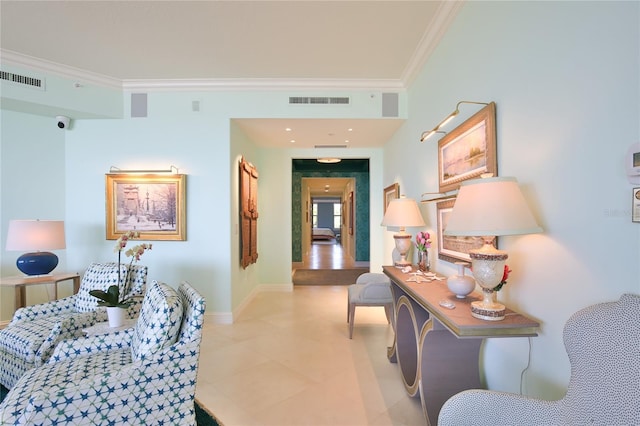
left=0, top=70, right=44, bottom=90
left=289, top=96, right=350, bottom=105
left=314, top=145, right=348, bottom=149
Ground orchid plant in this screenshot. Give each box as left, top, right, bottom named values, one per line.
left=415, top=231, right=432, bottom=252
left=493, top=265, right=511, bottom=292
left=89, top=231, right=152, bottom=308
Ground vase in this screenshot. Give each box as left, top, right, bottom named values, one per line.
left=417, top=250, right=429, bottom=272
left=447, top=262, right=476, bottom=298
left=106, top=306, right=126, bottom=328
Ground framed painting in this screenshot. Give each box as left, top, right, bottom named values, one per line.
left=436, top=198, right=496, bottom=263
left=348, top=191, right=354, bottom=235
left=438, top=102, right=497, bottom=193
left=383, top=183, right=399, bottom=214
left=633, top=187, right=640, bottom=223
left=106, top=173, right=186, bottom=241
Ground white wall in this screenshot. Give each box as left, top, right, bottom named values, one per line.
left=384, top=1, right=640, bottom=398
left=0, top=110, right=68, bottom=319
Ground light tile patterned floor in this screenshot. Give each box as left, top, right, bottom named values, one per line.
left=196, top=285, right=424, bottom=426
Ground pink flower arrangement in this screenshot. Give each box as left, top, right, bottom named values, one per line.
left=415, top=231, right=432, bottom=252
left=494, top=265, right=511, bottom=291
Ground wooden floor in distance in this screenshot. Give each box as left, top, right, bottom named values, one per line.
left=293, top=240, right=370, bottom=270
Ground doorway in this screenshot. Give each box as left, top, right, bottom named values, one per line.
left=291, top=159, right=370, bottom=271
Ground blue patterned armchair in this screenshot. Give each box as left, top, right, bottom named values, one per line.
left=0, top=262, right=147, bottom=389
left=438, top=293, right=640, bottom=426
left=0, top=280, right=205, bottom=425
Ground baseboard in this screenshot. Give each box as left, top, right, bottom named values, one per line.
left=204, top=283, right=292, bottom=325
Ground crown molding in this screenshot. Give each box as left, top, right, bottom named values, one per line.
left=402, top=0, right=465, bottom=87
left=1, top=49, right=406, bottom=92
left=121, top=78, right=405, bottom=92
left=1, top=49, right=122, bottom=89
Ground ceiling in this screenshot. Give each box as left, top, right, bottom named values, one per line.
left=1, top=1, right=461, bottom=151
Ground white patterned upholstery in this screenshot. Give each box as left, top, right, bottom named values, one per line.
left=347, top=272, right=394, bottom=339
left=438, top=293, right=640, bottom=426
left=73, top=262, right=127, bottom=312
left=0, top=280, right=206, bottom=426
left=0, top=262, right=147, bottom=389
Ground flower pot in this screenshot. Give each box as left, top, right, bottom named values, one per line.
left=106, top=306, right=127, bottom=328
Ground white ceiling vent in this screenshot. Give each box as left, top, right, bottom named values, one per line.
left=314, top=145, right=348, bottom=149
left=289, top=97, right=350, bottom=105
left=0, top=70, right=45, bottom=90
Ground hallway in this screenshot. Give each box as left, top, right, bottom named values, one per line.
left=295, top=240, right=370, bottom=270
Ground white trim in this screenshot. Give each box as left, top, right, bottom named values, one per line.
left=401, top=0, right=465, bottom=87
left=203, top=283, right=292, bottom=325
left=1, top=49, right=122, bottom=89
left=121, top=78, right=405, bottom=92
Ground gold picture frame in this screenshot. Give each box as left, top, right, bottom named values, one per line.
left=383, top=183, right=399, bottom=213
left=436, top=198, right=495, bottom=263
left=106, top=173, right=186, bottom=240
left=438, top=102, right=497, bottom=193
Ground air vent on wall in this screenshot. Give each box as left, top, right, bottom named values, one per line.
left=289, top=96, right=350, bottom=105
left=0, top=70, right=44, bottom=90
left=314, top=145, right=348, bottom=149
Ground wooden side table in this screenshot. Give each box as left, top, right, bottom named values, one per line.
left=383, top=265, right=540, bottom=425
left=0, top=272, right=80, bottom=310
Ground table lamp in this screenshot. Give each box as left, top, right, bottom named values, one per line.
left=381, top=197, right=425, bottom=267
left=5, top=220, right=66, bottom=276
left=444, top=177, right=542, bottom=320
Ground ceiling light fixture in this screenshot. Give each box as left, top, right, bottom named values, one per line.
left=420, top=101, right=489, bottom=142
left=317, top=158, right=341, bottom=164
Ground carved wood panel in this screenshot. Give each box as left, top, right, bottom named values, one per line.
left=240, top=157, right=259, bottom=268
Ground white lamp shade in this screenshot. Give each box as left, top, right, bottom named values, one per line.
left=381, top=197, right=425, bottom=228
left=444, top=177, right=542, bottom=237
left=6, top=220, right=66, bottom=251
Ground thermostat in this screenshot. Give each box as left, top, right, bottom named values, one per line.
left=626, top=143, right=640, bottom=184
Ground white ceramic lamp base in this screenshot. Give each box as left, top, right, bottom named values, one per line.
left=393, top=233, right=412, bottom=267
left=469, top=241, right=507, bottom=321
left=471, top=290, right=506, bottom=321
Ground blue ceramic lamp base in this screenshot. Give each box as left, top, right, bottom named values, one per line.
left=16, top=251, right=59, bottom=276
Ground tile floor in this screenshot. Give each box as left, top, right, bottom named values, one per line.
left=195, top=285, right=425, bottom=426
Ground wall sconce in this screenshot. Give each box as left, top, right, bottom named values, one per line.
left=420, top=101, right=489, bottom=142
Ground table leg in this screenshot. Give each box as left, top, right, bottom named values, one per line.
left=15, top=285, right=26, bottom=309
left=419, top=320, right=483, bottom=425
left=72, top=276, right=80, bottom=294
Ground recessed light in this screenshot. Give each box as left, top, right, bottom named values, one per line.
left=285, top=128, right=292, bottom=132
left=348, top=128, right=353, bottom=132
left=290, top=139, right=296, bottom=143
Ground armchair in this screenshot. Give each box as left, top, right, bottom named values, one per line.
left=438, top=293, right=640, bottom=426
left=347, top=272, right=394, bottom=339
left=0, top=262, right=147, bottom=389
left=0, top=280, right=206, bottom=425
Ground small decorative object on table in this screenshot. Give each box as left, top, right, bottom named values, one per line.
left=89, top=231, right=152, bottom=327
left=415, top=231, right=431, bottom=272
left=446, top=262, right=475, bottom=298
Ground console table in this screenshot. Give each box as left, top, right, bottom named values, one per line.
left=0, top=272, right=80, bottom=310
left=383, top=265, right=539, bottom=425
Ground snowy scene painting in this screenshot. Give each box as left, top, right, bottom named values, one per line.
left=106, top=174, right=186, bottom=240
